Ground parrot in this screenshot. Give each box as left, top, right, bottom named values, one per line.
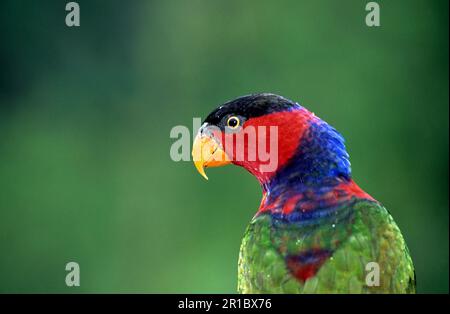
left=191, top=93, right=415, bottom=294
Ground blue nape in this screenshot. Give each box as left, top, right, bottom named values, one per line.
left=264, top=118, right=352, bottom=203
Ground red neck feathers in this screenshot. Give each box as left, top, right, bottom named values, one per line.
left=219, top=107, right=375, bottom=218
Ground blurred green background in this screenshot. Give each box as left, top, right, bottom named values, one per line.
left=0, top=0, right=448, bottom=293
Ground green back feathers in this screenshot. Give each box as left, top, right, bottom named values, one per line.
left=238, top=200, right=415, bottom=293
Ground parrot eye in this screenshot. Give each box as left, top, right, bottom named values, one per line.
left=227, top=116, right=240, bottom=129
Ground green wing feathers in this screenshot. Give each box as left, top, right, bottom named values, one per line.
left=238, top=201, right=415, bottom=293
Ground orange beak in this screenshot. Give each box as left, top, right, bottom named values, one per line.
left=192, top=127, right=231, bottom=180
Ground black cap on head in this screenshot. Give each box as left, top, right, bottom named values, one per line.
left=204, top=93, right=300, bottom=127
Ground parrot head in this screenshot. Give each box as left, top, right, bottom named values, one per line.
left=192, top=93, right=352, bottom=191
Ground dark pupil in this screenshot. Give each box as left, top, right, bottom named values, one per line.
left=228, top=118, right=238, bottom=127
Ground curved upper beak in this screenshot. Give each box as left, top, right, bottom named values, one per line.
left=192, top=125, right=231, bottom=180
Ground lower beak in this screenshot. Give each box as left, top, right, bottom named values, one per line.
left=192, top=131, right=231, bottom=180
